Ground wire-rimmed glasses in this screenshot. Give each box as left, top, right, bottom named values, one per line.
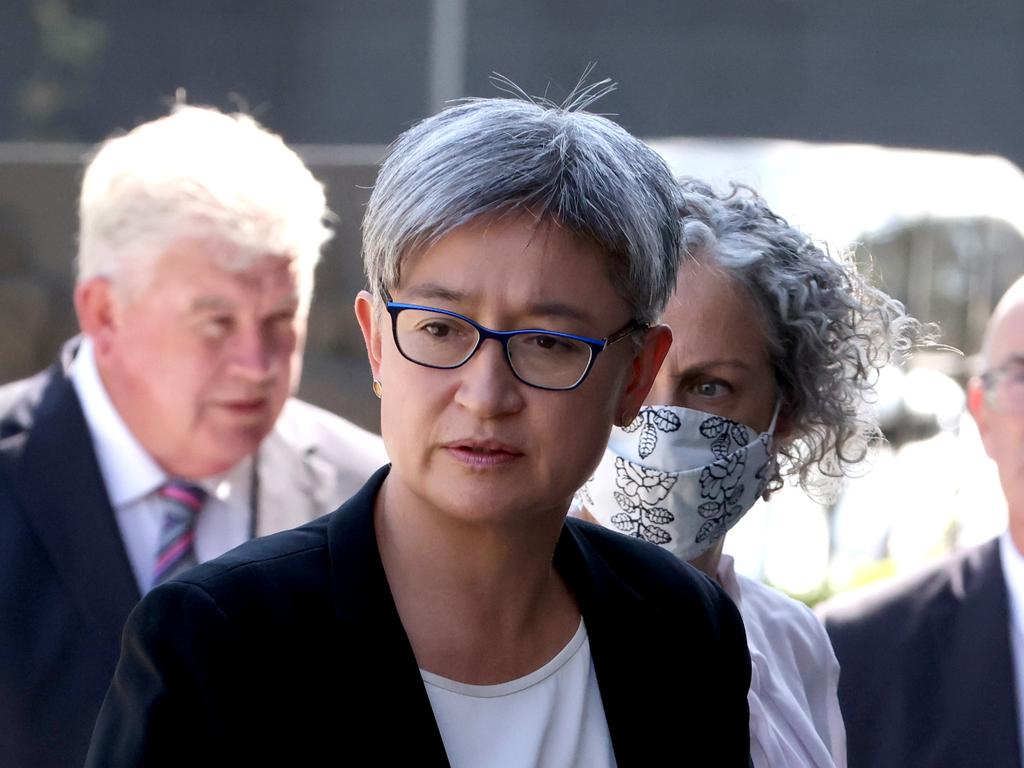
left=980, top=358, right=1024, bottom=414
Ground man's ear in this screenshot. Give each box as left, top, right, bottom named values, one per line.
left=616, top=324, right=673, bottom=426
left=354, top=290, right=384, bottom=382
left=967, top=376, right=996, bottom=459
left=73, top=278, right=120, bottom=359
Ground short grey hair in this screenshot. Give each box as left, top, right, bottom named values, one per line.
left=677, top=178, right=928, bottom=496
left=362, top=89, right=680, bottom=326
left=78, top=105, right=333, bottom=309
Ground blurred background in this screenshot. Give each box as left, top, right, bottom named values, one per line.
left=2, top=0, right=1023, bottom=600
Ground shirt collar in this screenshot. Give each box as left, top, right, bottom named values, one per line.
left=999, top=530, right=1024, bottom=641
left=715, top=553, right=743, bottom=607
left=69, top=337, right=252, bottom=507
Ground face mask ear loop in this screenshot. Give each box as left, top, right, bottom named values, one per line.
left=765, top=399, right=782, bottom=438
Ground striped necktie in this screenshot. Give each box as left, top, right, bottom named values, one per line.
left=152, top=480, right=207, bottom=587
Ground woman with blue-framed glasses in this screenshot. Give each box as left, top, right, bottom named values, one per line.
left=88, top=89, right=753, bottom=766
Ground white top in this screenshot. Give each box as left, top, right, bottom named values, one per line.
left=717, top=555, right=847, bottom=768
left=998, top=530, right=1024, bottom=760
left=421, top=619, right=617, bottom=768
left=70, top=338, right=252, bottom=594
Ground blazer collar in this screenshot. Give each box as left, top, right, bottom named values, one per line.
left=2, top=357, right=140, bottom=642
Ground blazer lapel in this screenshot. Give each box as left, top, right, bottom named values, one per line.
left=555, top=522, right=663, bottom=764
left=6, top=364, right=139, bottom=646
left=325, top=466, right=451, bottom=766
left=934, top=540, right=1020, bottom=767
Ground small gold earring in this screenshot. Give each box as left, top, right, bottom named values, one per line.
left=372, top=380, right=382, bottom=398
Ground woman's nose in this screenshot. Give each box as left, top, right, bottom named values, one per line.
left=452, top=338, right=525, bottom=418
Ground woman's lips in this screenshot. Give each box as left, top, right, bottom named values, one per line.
left=443, top=441, right=524, bottom=467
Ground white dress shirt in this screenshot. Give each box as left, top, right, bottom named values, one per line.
left=717, top=555, right=847, bottom=768
left=998, top=530, right=1024, bottom=760
left=70, top=338, right=252, bottom=594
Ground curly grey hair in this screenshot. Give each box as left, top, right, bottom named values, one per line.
left=677, top=177, right=926, bottom=496
left=362, top=85, right=680, bottom=326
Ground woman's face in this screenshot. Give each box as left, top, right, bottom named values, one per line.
left=646, top=259, right=777, bottom=433
left=356, top=214, right=669, bottom=527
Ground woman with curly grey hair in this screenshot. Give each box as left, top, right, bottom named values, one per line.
left=578, top=177, right=922, bottom=767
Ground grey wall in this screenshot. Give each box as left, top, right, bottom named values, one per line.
left=4, top=1, right=1024, bottom=165
left=4, top=0, right=1024, bottom=430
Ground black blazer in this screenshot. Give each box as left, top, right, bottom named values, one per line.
left=87, top=465, right=752, bottom=767
left=821, top=538, right=1020, bottom=768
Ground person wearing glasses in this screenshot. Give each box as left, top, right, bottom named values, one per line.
left=576, top=179, right=922, bottom=767
left=821, top=275, right=1024, bottom=768
left=86, top=92, right=752, bottom=766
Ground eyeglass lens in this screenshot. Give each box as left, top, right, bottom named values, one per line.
left=988, top=361, right=1024, bottom=413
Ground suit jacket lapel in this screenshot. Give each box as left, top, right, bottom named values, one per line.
left=254, top=428, right=326, bottom=537
left=935, top=539, right=1021, bottom=767
left=325, top=466, right=451, bottom=766
left=255, top=402, right=366, bottom=536
left=5, top=363, right=139, bottom=646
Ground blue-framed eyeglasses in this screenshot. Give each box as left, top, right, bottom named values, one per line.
left=381, top=288, right=645, bottom=391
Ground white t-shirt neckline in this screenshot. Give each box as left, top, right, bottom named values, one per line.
left=420, top=618, right=587, bottom=698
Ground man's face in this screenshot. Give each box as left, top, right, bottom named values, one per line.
left=87, top=237, right=305, bottom=478
left=972, top=301, right=1024, bottom=517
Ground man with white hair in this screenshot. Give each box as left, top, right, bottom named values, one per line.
left=821, top=275, right=1024, bottom=768
left=0, top=106, right=387, bottom=768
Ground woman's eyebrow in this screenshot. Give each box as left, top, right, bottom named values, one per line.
left=522, top=301, right=593, bottom=324
left=400, top=284, right=593, bottom=324
left=401, top=283, right=465, bottom=304
left=676, top=358, right=754, bottom=375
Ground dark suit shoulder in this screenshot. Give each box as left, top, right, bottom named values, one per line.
left=820, top=539, right=1000, bottom=636
left=0, top=366, right=54, bottom=441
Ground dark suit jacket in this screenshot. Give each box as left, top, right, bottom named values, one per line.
left=86, top=465, right=752, bottom=767
left=820, top=539, right=1020, bottom=768
left=0, top=349, right=386, bottom=768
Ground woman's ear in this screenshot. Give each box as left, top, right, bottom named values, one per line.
left=354, top=290, right=384, bottom=381
left=616, top=324, right=673, bottom=425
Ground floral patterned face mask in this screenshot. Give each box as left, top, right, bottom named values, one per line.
left=578, top=403, right=779, bottom=562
